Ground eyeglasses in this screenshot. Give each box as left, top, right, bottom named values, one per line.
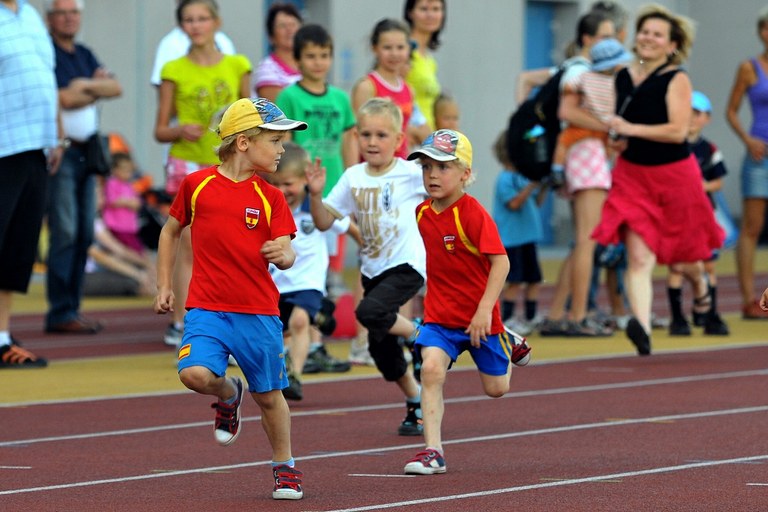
left=50, top=9, right=81, bottom=17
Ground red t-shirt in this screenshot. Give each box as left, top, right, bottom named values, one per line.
left=170, top=166, right=296, bottom=315
left=368, top=72, right=414, bottom=160
left=415, top=193, right=506, bottom=333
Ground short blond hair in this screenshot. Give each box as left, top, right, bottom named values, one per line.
left=216, top=127, right=263, bottom=161
left=357, top=97, right=403, bottom=134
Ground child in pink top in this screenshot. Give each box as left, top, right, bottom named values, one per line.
left=102, top=152, right=144, bottom=253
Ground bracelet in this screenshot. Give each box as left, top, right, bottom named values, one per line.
left=58, top=138, right=71, bottom=149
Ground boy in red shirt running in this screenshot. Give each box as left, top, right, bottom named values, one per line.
left=404, top=129, right=531, bottom=475
left=153, top=98, right=306, bottom=500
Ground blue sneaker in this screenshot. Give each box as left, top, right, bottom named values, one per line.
left=404, top=448, right=446, bottom=475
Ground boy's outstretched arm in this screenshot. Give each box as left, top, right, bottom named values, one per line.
left=262, top=235, right=295, bottom=270
left=466, top=253, right=510, bottom=347
left=305, top=157, right=337, bottom=231
left=153, top=216, right=183, bottom=314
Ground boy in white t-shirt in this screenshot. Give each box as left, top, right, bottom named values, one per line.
left=265, top=142, right=358, bottom=400
left=306, top=97, right=426, bottom=436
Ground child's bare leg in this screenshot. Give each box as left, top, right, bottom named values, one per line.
left=252, top=390, right=293, bottom=462
left=418, top=346, right=451, bottom=451
left=605, top=268, right=626, bottom=316
left=395, top=369, right=421, bottom=400
left=179, top=366, right=237, bottom=400
left=287, top=307, right=311, bottom=374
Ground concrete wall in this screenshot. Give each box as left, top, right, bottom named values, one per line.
left=27, top=0, right=762, bottom=227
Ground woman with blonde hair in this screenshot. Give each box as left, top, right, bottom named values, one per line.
left=592, top=4, right=723, bottom=355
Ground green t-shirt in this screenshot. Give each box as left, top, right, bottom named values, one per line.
left=161, top=54, right=251, bottom=165
left=276, top=83, right=356, bottom=195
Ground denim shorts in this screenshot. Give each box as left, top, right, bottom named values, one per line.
left=740, top=153, right=768, bottom=199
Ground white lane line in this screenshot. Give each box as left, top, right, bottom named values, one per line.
left=4, top=342, right=766, bottom=408
left=348, top=474, right=415, bottom=478
left=1, top=405, right=766, bottom=496
left=0, top=466, right=32, bottom=470
left=314, top=455, right=768, bottom=512
left=2, top=368, right=767, bottom=448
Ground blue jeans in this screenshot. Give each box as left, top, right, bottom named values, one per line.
left=45, top=144, right=96, bottom=327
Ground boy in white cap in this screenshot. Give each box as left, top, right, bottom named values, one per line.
left=153, top=97, right=307, bottom=500
left=403, top=129, right=531, bottom=475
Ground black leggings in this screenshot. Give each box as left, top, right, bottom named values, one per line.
left=358, top=264, right=424, bottom=381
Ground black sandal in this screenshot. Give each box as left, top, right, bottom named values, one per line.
left=626, top=318, right=651, bottom=356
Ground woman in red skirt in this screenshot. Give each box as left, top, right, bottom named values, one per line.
left=592, top=5, right=723, bottom=355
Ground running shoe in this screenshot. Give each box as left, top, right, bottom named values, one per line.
left=303, top=345, right=351, bottom=374
left=397, top=401, right=423, bottom=436
left=404, top=448, right=446, bottom=475
left=348, top=335, right=375, bottom=366
left=503, top=326, right=532, bottom=367
left=164, top=323, right=182, bottom=347
left=211, top=376, right=243, bottom=446
left=282, top=373, right=303, bottom=401
left=704, top=312, right=729, bottom=336
left=272, top=464, right=303, bottom=500
left=668, top=317, right=691, bottom=336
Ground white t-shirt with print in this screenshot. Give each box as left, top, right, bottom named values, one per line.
left=323, top=158, right=427, bottom=280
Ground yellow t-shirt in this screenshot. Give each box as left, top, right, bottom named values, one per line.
left=161, top=54, right=251, bottom=164
left=406, top=50, right=440, bottom=130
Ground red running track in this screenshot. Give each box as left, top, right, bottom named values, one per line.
left=2, top=345, right=768, bottom=511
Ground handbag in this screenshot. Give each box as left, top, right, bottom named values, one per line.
left=84, top=132, right=111, bottom=176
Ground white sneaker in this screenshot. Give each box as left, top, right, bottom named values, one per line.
left=164, top=324, right=182, bottom=347
left=348, top=335, right=375, bottom=366
left=504, top=317, right=534, bottom=337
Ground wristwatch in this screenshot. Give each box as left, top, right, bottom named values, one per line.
left=58, top=138, right=71, bottom=149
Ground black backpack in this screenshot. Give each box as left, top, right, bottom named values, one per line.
left=505, top=66, right=566, bottom=182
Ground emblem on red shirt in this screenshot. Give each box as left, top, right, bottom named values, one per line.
left=443, top=235, right=456, bottom=253
left=245, top=208, right=260, bottom=229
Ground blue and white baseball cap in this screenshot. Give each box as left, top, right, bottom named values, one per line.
left=691, top=91, right=712, bottom=113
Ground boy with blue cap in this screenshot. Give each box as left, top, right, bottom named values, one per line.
left=666, top=91, right=730, bottom=336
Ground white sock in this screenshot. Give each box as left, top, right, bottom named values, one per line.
left=0, top=331, right=11, bottom=346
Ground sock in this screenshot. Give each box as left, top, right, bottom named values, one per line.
left=223, top=378, right=239, bottom=404
left=502, top=300, right=515, bottom=321
left=406, top=394, right=421, bottom=405
left=0, top=331, right=10, bottom=346
left=667, top=287, right=684, bottom=321
left=309, top=342, right=323, bottom=352
left=173, top=321, right=183, bottom=331
left=426, top=446, right=443, bottom=455
left=524, top=300, right=537, bottom=321
left=272, top=457, right=295, bottom=468
left=551, top=163, right=564, bottom=173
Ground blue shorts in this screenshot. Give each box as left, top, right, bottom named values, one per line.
left=740, top=153, right=768, bottom=199
left=415, top=323, right=513, bottom=376
left=278, top=290, right=322, bottom=331
left=178, top=308, right=288, bottom=393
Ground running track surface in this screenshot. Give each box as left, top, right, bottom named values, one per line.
left=2, top=343, right=768, bottom=511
